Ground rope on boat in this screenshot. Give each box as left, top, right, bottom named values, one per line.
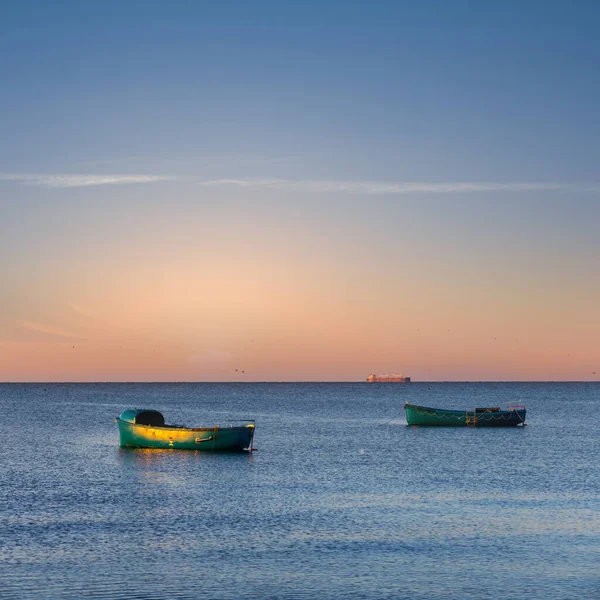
left=410, top=404, right=526, bottom=423
left=379, top=414, right=405, bottom=426
left=512, top=407, right=527, bottom=426
left=380, top=404, right=526, bottom=426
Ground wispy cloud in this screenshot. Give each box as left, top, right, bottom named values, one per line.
left=16, top=320, right=87, bottom=342
left=3, top=172, right=599, bottom=194
left=0, top=173, right=173, bottom=188
left=68, top=303, right=99, bottom=320
left=70, top=153, right=294, bottom=170
left=196, top=178, right=600, bottom=195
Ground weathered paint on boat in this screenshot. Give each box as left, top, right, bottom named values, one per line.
left=116, top=409, right=255, bottom=451
left=404, top=402, right=526, bottom=427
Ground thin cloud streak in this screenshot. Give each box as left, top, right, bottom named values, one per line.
left=197, top=178, right=600, bottom=195
left=16, top=320, right=87, bottom=341
left=2, top=173, right=599, bottom=194
left=0, top=173, right=173, bottom=188
left=68, top=303, right=99, bottom=320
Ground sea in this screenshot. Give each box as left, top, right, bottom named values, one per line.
left=0, top=382, right=598, bottom=600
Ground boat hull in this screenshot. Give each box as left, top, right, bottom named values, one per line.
left=116, top=419, right=254, bottom=451
left=404, top=403, right=526, bottom=427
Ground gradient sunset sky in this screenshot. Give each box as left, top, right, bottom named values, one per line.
left=1, top=1, right=599, bottom=381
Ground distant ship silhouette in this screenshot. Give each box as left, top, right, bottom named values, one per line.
left=366, top=373, right=411, bottom=383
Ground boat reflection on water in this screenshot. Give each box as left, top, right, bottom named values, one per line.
left=117, top=447, right=256, bottom=466
left=117, top=447, right=255, bottom=485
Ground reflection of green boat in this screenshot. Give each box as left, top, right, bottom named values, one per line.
left=115, top=409, right=255, bottom=451
left=404, top=402, right=526, bottom=427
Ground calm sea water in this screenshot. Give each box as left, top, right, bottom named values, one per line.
left=0, top=383, right=598, bottom=600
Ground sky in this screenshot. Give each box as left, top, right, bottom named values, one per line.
left=1, top=0, right=599, bottom=381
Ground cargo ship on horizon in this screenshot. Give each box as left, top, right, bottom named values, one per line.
left=366, top=373, right=411, bottom=383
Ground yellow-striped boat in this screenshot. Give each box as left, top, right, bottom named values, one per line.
left=115, top=409, right=255, bottom=451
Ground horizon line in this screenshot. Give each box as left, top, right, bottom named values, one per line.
left=1, top=380, right=597, bottom=384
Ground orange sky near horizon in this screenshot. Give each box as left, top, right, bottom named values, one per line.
left=1, top=207, right=598, bottom=382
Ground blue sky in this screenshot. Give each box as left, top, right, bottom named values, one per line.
left=2, top=0, right=600, bottom=179
left=1, top=1, right=599, bottom=380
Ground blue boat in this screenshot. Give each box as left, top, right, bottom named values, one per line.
left=115, top=409, right=255, bottom=451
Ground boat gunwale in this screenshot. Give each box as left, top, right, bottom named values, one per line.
left=404, top=403, right=525, bottom=416
left=115, top=417, right=255, bottom=433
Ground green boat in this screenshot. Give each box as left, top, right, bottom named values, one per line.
left=404, top=402, right=526, bottom=427
left=115, top=409, right=255, bottom=451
